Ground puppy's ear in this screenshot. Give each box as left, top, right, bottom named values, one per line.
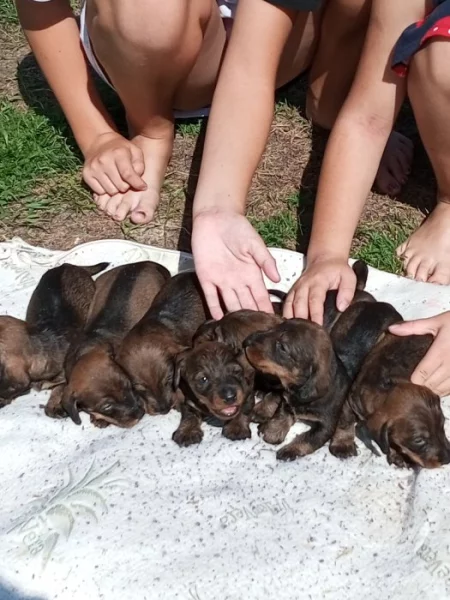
left=61, top=390, right=81, bottom=425
left=298, top=361, right=331, bottom=402
left=378, top=422, right=391, bottom=455
left=193, top=320, right=220, bottom=344
left=173, top=350, right=189, bottom=391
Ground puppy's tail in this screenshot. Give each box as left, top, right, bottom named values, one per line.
left=352, top=260, right=369, bottom=291
left=80, top=262, right=110, bottom=276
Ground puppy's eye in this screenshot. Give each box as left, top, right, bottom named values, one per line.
left=412, top=437, right=428, bottom=449
left=275, top=340, right=289, bottom=355
left=101, top=403, right=114, bottom=414
left=198, top=375, right=209, bottom=385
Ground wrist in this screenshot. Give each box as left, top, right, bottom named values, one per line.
left=79, top=129, right=120, bottom=157
left=193, top=201, right=245, bottom=221
left=306, top=249, right=350, bottom=265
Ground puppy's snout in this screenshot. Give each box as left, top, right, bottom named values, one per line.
left=221, top=387, right=237, bottom=404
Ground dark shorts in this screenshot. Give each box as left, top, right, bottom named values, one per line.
left=392, top=0, right=450, bottom=76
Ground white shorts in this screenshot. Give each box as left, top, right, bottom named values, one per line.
left=79, top=1, right=237, bottom=120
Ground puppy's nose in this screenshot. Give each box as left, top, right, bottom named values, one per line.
left=221, top=388, right=237, bottom=404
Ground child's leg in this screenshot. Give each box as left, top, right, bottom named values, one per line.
left=307, top=0, right=413, bottom=196
left=85, top=0, right=226, bottom=222
left=397, top=40, right=450, bottom=284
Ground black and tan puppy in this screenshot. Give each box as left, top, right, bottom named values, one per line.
left=0, top=262, right=108, bottom=406
left=116, top=271, right=210, bottom=416
left=244, top=319, right=350, bottom=461
left=171, top=341, right=254, bottom=446
left=48, top=261, right=170, bottom=427
left=194, top=309, right=284, bottom=425
left=337, top=331, right=450, bottom=469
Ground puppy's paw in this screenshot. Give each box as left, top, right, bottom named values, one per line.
left=329, top=441, right=358, bottom=460
left=172, top=427, right=204, bottom=447
left=258, top=421, right=288, bottom=445
left=387, top=449, right=410, bottom=469
left=90, top=415, right=110, bottom=428
left=276, top=445, right=302, bottom=462
left=44, top=402, right=67, bottom=420
left=222, top=421, right=251, bottom=441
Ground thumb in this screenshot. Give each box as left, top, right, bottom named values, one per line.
left=336, top=269, right=357, bottom=312
left=252, top=237, right=280, bottom=283
left=389, top=318, right=439, bottom=337
left=129, top=145, right=146, bottom=177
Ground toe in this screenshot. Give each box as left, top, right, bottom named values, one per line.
left=396, top=242, right=408, bottom=258
left=415, top=261, right=434, bottom=283
left=130, top=207, right=155, bottom=224
left=404, top=255, right=421, bottom=279
left=428, top=267, right=450, bottom=285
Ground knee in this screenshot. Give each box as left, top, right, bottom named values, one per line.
left=410, top=40, right=450, bottom=93
left=94, top=0, right=195, bottom=55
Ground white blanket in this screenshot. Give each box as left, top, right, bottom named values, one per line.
left=0, top=238, right=450, bottom=600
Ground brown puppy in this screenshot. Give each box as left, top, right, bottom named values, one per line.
left=340, top=332, right=450, bottom=469
left=243, top=319, right=350, bottom=461
left=48, top=261, right=170, bottom=427
left=172, top=341, right=254, bottom=446
left=0, top=262, right=108, bottom=407
left=116, top=271, right=210, bottom=416
left=194, top=309, right=285, bottom=426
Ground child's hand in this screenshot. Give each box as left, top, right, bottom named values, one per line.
left=192, top=210, right=280, bottom=320
left=83, top=132, right=147, bottom=196
left=283, top=257, right=356, bottom=324
left=389, top=312, right=450, bottom=397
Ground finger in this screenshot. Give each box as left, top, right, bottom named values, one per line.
left=424, top=364, right=450, bottom=397
left=253, top=241, right=280, bottom=283
left=411, top=350, right=442, bottom=387
left=434, top=376, right=450, bottom=398
left=84, top=173, right=108, bottom=196
left=389, top=318, right=439, bottom=337
left=220, top=287, right=242, bottom=314
left=95, top=173, right=120, bottom=196
left=336, top=270, right=357, bottom=312
left=308, top=286, right=327, bottom=326
left=283, top=290, right=295, bottom=319
left=248, top=278, right=274, bottom=314
left=201, top=281, right=224, bottom=320
left=129, top=144, right=146, bottom=178
left=235, top=286, right=258, bottom=312
left=291, top=288, right=310, bottom=320
left=116, top=152, right=147, bottom=191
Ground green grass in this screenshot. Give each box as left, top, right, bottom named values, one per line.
left=0, top=0, right=18, bottom=25
left=0, top=99, right=88, bottom=222
left=354, top=224, right=412, bottom=274
left=176, top=119, right=203, bottom=138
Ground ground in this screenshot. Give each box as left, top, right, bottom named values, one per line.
left=0, top=1, right=437, bottom=273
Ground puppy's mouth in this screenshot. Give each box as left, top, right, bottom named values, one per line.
left=218, top=405, right=239, bottom=418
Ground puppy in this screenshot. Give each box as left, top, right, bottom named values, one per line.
left=0, top=262, right=108, bottom=407
left=244, top=319, right=350, bottom=461
left=171, top=341, right=254, bottom=446
left=339, top=332, right=450, bottom=469
left=194, top=309, right=284, bottom=425
left=48, top=261, right=170, bottom=428
left=116, top=271, right=210, bottom=416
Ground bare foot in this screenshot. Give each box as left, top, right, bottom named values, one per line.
left=375, top=131, right=414, bottom=196
left=93, top=133, right=173, bottom=224
left=397, top=201, right=450, bottom=284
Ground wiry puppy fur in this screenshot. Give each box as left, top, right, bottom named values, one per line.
left=172, top=341, right=254, bottom=446
left=194, top=309, right=284, bottom=424
left=244, top=319, right=350, bottom=461
left=343, top=333, right=450, bottom=469
left=116, top=271, right=210, bottom=416
left=48, top=261, right=170, bottom=428
left=0, top=262, right=108, bottom=407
